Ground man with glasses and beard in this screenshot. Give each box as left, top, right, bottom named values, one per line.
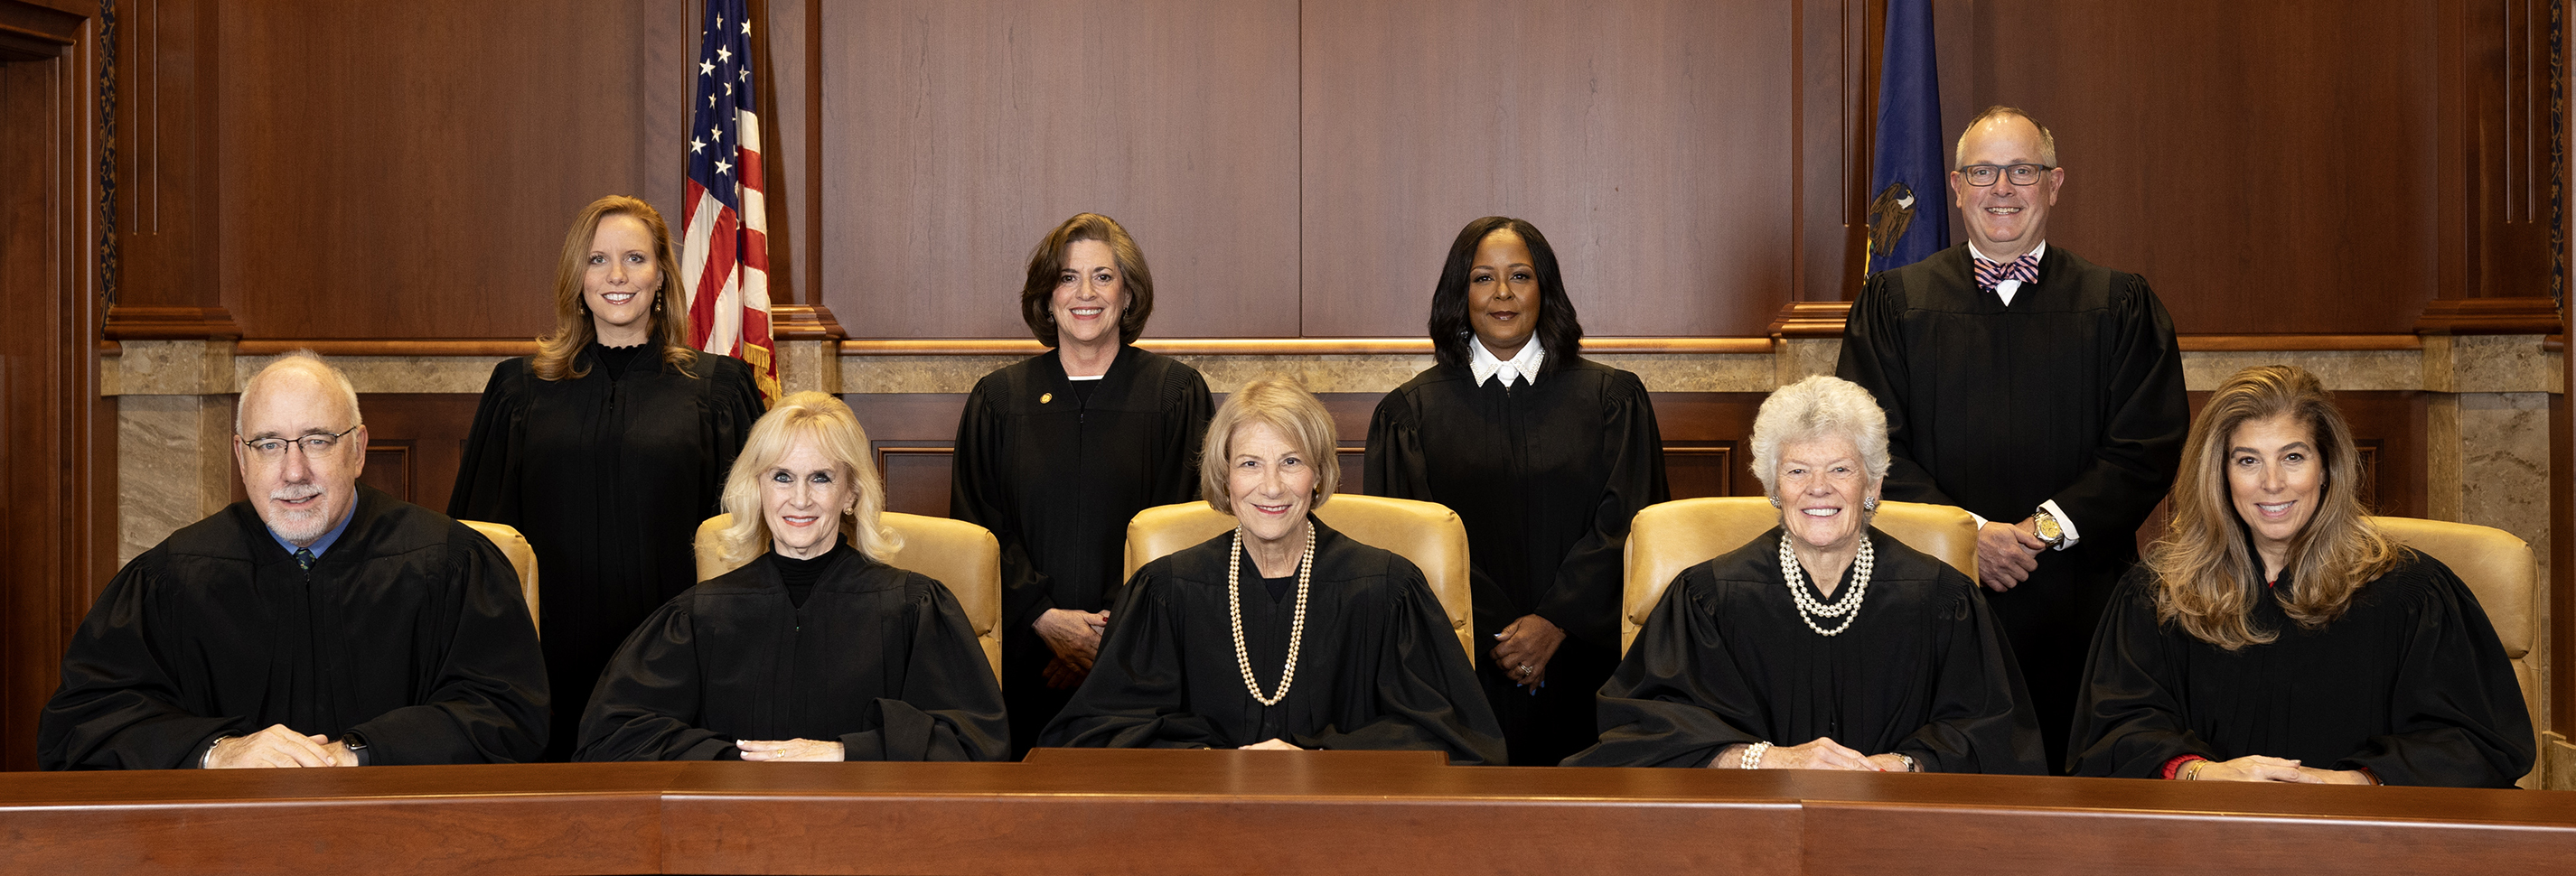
left=1836, top=107, right=2188, bottom=772
left=41, top=351, right=548, bottom=769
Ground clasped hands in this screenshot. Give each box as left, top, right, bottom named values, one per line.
left=2187, top=755, right=2375, bottom=784
left=1976, top=518, right=2047, bottom=592
left=1716, top=737, right=1913, bottom=772
left=1492, top=614, right=1566, bottom=693
left=205, top=724, right=360, bottom=768
left=737, top=738, right=846, bottom=762
left=1035, top=608, right=1111, bottom=689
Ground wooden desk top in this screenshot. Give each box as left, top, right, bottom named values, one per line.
left=3, top=750, right=2568, bottom=875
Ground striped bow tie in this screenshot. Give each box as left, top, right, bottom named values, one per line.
left=1974, top=253, right=2040, bottom=292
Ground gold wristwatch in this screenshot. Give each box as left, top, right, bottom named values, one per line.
left=2032, top=508, right=2066, bottom=549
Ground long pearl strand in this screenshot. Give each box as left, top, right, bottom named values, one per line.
left=1780, top=532, right=1874, bottom=637
left=1229, top=522, right=1315, bottom=706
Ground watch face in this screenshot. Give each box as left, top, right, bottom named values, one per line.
left=2037, top=515, right=2062, bottom=540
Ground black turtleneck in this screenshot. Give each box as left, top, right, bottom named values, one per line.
left=768, top=541, right=853, bottom=609
left=593, top=341, right=652, bottom=381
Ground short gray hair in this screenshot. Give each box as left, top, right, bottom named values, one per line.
left=1749, top=375, right=1891, bottom=499
left=1953, top=105, right=2058, bottom=169
left=237, top=350, right=363, bottom=435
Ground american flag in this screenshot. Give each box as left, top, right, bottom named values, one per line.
left=681, top=0, right=780, bottom=404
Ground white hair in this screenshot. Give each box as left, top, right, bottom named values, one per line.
left=237, top=350, right=363, bottom=435
left=1749, top=375, right=1891, bottom=499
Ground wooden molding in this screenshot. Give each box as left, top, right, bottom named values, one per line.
left=771, top=304, right=848, bottom=340
left=235, top=340, right=537, bottom=357
left=101, top=305, right=241, bottom=340
left=837, top=337, right=1775, bottom=356
left=1766, top=301, right=1853, bottom=338
left=2177, top=334, right=2422, bottom=352
left=2413, top=297, right=2567, bottom=335
left=0, top=0, right=89, bottom=62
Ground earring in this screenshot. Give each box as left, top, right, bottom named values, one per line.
left=1862, top=497, right=1879, bottom=512
left=1767, top=496, right=1782, bottom=508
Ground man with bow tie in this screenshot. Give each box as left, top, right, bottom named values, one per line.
left=1835, top=106, right=2187, bottom=773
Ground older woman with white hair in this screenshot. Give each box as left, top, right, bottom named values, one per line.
left=1040, top=378, right=1505, bottom=763
left=575, top=392, right=1007, bottom=762
left=1565, top=376, right=2043, bottom=772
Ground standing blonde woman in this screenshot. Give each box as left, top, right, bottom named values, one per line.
left=2071, top=365, right=2531, bottom=786
left=576, top=393, right=1006, bottom=762
left=451, top=195, right=767, bottom=760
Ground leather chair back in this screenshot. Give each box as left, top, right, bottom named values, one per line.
left=2370, top=516, right=2540, bottom=784
left=460, top=520, right=541, bottom=637
left=1621, top=498, right=1980, bottom=656
left=1123, top=495, right=1477, bottom=666
left=694, top=513, right=1006, bottom=685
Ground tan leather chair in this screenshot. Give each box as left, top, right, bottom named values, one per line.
left=693, top=513, right=1007, bottom=685
left=460, top=520, right=541, bottom=636
left=1620, top=498, right=1980, bottom=657
left=2371, top=516, right=2541, bottom=785
left=1122, top=495, right=1477, bottom=666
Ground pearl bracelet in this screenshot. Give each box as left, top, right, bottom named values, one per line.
left=1740, top=741, right=1772, bottom=769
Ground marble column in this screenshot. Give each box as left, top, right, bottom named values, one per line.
left=109, top=340, right=239, bottom=565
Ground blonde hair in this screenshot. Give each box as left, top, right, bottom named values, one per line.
left=533, top=195, right=698, bottom=381
left=1198, top=377, right=1339, bottom=514
left=710, top=391, right=902, bottom=570
left=2147, top=365, right=2400, bottom=649
left=1748, top=375, right=1891, bottom=499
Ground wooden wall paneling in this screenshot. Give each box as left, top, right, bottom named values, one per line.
left=213, top=1, right=688, bottom=341
left=1964, top=1, right=2442, bottom=335
left=1299, top=0, right=1797, bottom=340
left=752, top=0, right=810, bottom=309
left=0, top=0, right=106, bottom=771
left=2463, top=0, right=2554, bottom=303
left=1802, top=0, right=1869, bottom=304
left=820, top=0, right=1302, bottom=340
left=102, top=0, right=235, bottom=340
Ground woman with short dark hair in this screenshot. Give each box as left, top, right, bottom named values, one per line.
left=951, top=212, right=1215, bottom=756
left=2070, top=365, right=2533, bottom=786
left=1364, top=216, right=1670, bottom=766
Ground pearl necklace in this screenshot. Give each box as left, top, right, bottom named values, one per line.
left=1228, top=523, right=1315, bottom=707
left=1779, top=532, right=1874, bottom=637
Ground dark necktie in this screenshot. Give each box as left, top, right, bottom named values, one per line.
left=1974, top=252, right=2040, bottom=292
left=295, top=548, right=315, bottom=570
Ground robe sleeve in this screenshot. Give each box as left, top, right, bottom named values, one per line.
left=949, top=381, right=1057, bottom=634
left=838, top=577, right=1012, bottom=762
left=2042, top=278, right=2187, bottom=542
left=39, top=554, right=249, bottom=769
left=2068, top=570, right=2215, bottom=778
left=1037, top=567, right=1228, bottom=749
left=1363, top=388, right=1435, bottom=500
left=706, top=354, right=769, bottom=517
left=1835, top=273, right=1959, bottom=508
left=1532, top=370, right=1669, bottom=648
left=1285, top=564, right=1508, bottom=765
left=1896, top=573, right=2048, bottom=774
left=574, top=597, right=737, bottom=761
left=343, top=533, right=550, bottom=765
left=2337, top=562, right=2534, bottom=787
left=1563, top=565, right=1763, bottom=768
left=447, top=359, right=529, bottom=524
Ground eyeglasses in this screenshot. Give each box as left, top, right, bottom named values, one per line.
left=241, top=424, right=360, bottom=461
left=1958, top=163, right=2056, bottom=187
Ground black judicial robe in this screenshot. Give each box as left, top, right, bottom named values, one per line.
left=1364, top=358, right=1669, bottom=766
left=2071, top=554, right=2534, bottom=787
left=39, top=485, right=548, bottom=769
left=448, top=344, right=764, bottom=760
left=1037, top=519, right=1507, bottom=765
left=1835, top=243, right=2187, bottom=769
left=950, top=345, right=1214, bottom=753
left=574, top=546, right=1009, bottom=762
left=1566, top=527, right=2045, bottom=773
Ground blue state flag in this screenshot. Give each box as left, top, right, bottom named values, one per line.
left=1864, top=0, right=1946, bottom=275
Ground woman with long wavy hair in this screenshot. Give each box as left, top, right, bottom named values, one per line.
left=2069, top=365, right=2531, bottom=786
left=450, top=195, right=767, bottom=760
